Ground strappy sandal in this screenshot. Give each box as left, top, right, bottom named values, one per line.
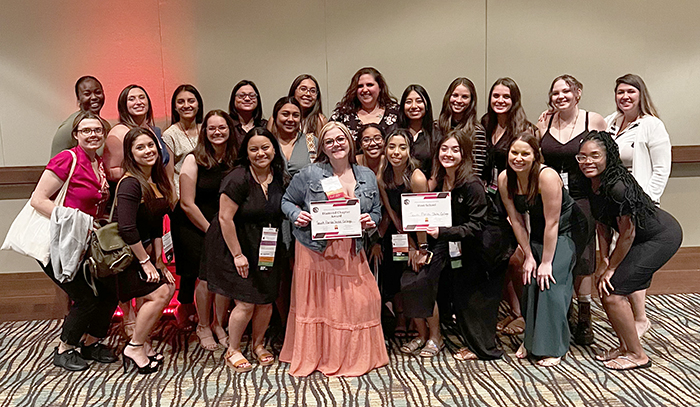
left=399, top=337, right=425, bottom=354
left=419, top=339, right=444, bottom=358
left=212, top=325, right=228, bottom=347
left=496, top=315, right=515, bottom=332
left=604, top=356, right=652, bottom=370
left=253, top=345, right=275, bottom=366
left=196, top=325, right=218, bottom=351
left=536, top=356, right=562, bottom=367
left=225, top=347, right=253, bottom=373
left=595, top=347, right=622, bottom=362
left=453, top=347, right=478, bottom=361
left=502, top=316, right=525, bottom=335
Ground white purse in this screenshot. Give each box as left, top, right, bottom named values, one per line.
left=1, top=150, right=77, bottom=266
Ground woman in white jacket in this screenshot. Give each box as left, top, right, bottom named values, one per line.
left=604, top=73, right=672, bottom=339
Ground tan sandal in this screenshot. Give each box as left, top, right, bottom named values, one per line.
left=253, top=345, right=275, bottom=366
left=399, top=338, right=425, bottom=354
left=419, top=339, right=444, bottom=358
left=225, top=348, right=253, bottom=373
left=502, top=316, right=525, bottom=335
left=196, top=325, right=218, bottom=351
left=595, top=347, right=622, bottom=362
left=496, top=315, right=515, bottom=331
left=536, top=356, right=562, bottom=367
left=453, top=347, right=478, bottom=361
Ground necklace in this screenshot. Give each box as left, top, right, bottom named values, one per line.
left=251, top=167, right=272, bottom=198
left=177, top=121, right=198, bottom=149
left=557, top=109, right=579, bottom=143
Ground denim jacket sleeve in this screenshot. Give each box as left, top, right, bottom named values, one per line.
left=356, top=166, right=382, bottom=226
left=281, top=169, right=307, bottom=224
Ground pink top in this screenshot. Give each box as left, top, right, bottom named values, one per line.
left=46, top=146, right=109, bottom=218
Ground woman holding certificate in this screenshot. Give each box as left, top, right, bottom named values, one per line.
left=280, top=121, right=388, bottom=377
left=498, top=133, right=579, bottom=367
left=400, top=130, right=488, bottom=358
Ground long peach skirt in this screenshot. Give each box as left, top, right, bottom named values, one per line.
left=279, top=239, right=389, bottom=377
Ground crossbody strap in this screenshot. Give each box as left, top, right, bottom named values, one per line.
left=108, top=175, right=131, bottom=223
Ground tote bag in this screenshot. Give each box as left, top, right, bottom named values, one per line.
left=1, top=150, right=77, bottom=266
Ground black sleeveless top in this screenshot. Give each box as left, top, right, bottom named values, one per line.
left=540, top=112, right=591, bottom=200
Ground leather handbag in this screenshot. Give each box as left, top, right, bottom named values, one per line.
left=84, top=177, right=133, bottom=278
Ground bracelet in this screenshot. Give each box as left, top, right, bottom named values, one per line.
left=139, top=256, right=151, bottom=265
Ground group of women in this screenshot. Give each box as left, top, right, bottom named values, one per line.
left=37, top=67, right=680, bottom=377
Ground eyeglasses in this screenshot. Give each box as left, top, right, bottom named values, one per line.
left=78, top=127, right=104, bottom=136
left=207, top=126, right=229, bottom=133
left=361, top=135, right=383, bottom=146
left=298, top=86, right=317, bottom=96
left=235, top=93, right=257, bottom=101
left=323, top=136, right=348, bottom=148
left=575, top=153, right=604, bottom=163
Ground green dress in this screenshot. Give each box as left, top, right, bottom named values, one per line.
left=514, top=186, right=582, bottom=358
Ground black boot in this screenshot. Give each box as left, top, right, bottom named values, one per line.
left=574, top=301, right=594, bottom=345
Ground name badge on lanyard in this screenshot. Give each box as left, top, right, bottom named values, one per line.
left=486, top=166, right=498, bottom=194
left=258, top=227, right=278, bottom=270
left=321, top=176, right=345, bottom=200
left=392, top=234, right=409, bottom=261
left=449, top=241, right=462, bottom=269
left=560, top=171, right=569, bottom=190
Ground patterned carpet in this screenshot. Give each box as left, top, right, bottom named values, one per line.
left=1, top=294, right=700, bottom=407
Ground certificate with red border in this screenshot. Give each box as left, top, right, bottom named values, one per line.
left=401, top=192, right=452, bottom=231
left=310, top=199, right=362, bottom=240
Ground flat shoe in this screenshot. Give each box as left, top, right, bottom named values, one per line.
left=496, top=315, right=515, bottom=331
left=536, top=356, right=562, bottom=367
left=604, top=356, right=652, bottom=371
left=419, top=339, right=444, bottom=358
left=595, top=348, right=622, bottom=362
left=453, top=347, right=478, bottom=361
left=225, top=348, right=253, bottom=373
left=253, top=345, right=275, bottom=366
left=502, top=316, right=525, bottom=335
left=399, top=338, right=425, bottom=354
left=196, top=325, right=218, bottom=351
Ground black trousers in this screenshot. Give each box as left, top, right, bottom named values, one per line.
left=41, top=262, right=119, bottom=346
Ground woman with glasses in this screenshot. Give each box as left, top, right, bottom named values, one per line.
left=604, top=74, right=672, bottom=340
left=287, top=74, right=327, bottom=137
left=536, top=75, right=606, bottom=346
left=228, top=80, right=267, bottom=146
left=356, top=123, right=385, bottom=175
left=577, top=131, right=681, bottom=370
left=32, top=111, right=117, bottom=371
left=330, top=67, right=399, bottom=141
left=280, top=122, right=388, bottom=377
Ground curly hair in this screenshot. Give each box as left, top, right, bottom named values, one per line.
left=580, top=131, right=656, bottom=225
left=334, top=67, right=396, bottom=115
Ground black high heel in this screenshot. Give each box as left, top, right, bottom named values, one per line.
left=122, top=343, right=159, bottom=374
left=149, top=354, right=164, bottom=365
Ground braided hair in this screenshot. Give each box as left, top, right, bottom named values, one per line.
left=580, top=131, right=655, bottom=226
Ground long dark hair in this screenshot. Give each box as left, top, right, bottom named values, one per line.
left=288, top=74, right=324, bottom=135
left=236, top=127, right=290, bottom=186
left=170, top=84, right=204, bottom=125
left=381, top=129, right=419, bottom=190
left=121, top=127, right=175, bottom=209
left=438, top=77, right=480, bottom=138
left=481, top=77, right=533, bottom=146
left=270, top=96, right=302, bottom=138
left=334, top=67, right=396, bottom=115
left=580, top=131, right=656, bottom=224
left=193, top=110, right=238, bottom=170
left=505, top=132, right=543, bottom=206
left=432, top=129, right=474, bottom=189
left=227, top=80, right=263, bottom=124
left=117, top=85, right=154, bottom=128
left=398, top=84, right=434, bottom=132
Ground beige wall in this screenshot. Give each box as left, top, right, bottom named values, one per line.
left=1, top=0, right=697, bottom=272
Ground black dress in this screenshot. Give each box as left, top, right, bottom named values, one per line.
left=541, top=112, right=596, bottom=276
left=401, top=177, right=486, bottom=319
left=171, top=162, right=226, bottom=280
left=202, top=166, right=286, bottom=304
left=589, top=181, right=682, bottom=295
left=411, top=128, right=435, bottom=179
left=112, top=177, right=170, bottom=302
left=378, top=183, right=410, bottom=301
